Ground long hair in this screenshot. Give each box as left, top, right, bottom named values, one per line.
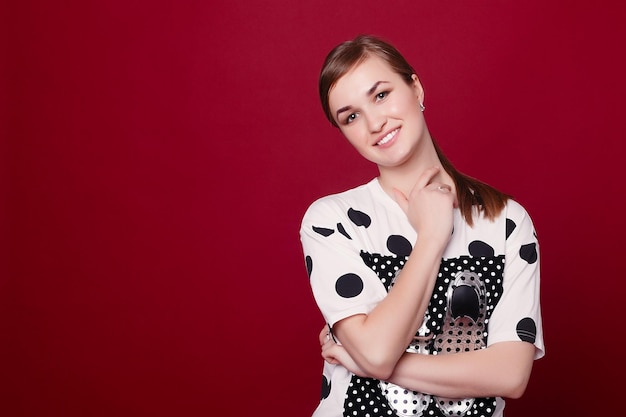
left=319, top=34, right=510, bottom=226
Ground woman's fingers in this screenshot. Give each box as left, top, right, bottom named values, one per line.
left=319, top=324, right=332, bottom=345
left=415, top=166, right=442, bottom=189
left=319, top=326, right=327, bottom=345
left=399, top=167, right=455, bottom=243
left=417, top=166, right=454, bottom=194
left=321, top=336, right=340, bottom=364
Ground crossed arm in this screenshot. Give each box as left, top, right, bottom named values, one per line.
left=305, top=167, right=457, bottom=379
left=322, top=168, right=457, bottom=379
left=309, top=168, right=539, bottom=400
left=320, top=326, right=536, bottom=399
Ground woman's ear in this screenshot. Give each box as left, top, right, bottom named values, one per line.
left=411, top=74, right=425, bottom=104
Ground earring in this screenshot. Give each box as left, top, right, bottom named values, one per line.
left=419, top=102, right=425, bottom=112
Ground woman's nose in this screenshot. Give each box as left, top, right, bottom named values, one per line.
left=366, top=112, right=386, bottom=133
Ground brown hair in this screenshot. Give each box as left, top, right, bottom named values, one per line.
left=319, top=35, right=510, bottom=226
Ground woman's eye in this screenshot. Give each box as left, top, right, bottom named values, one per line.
left=345, top=113, right=357, bottom=124
left=376, top=91, right=388, bottom=100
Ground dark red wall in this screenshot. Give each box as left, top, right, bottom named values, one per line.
left=4, top=1, right=625, bottom=416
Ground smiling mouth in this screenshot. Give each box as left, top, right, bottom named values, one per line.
left=377, top=128, right=399, bottom=146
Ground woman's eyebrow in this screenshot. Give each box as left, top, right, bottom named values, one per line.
left=336, top=105, right=353, bottom=118
left=367, top=81, right=389, bottom=96
left=336, top=81, right=390, bottom=118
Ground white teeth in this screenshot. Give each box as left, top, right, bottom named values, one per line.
left=377, top=129, right=398, bottom=146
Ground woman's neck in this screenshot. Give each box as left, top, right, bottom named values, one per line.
left=377, top=141, right=451, bottom=198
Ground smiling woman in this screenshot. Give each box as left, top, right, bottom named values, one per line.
left=328, top=57, right=427, bottom=171
left=300, top=35, right=544, bottom=417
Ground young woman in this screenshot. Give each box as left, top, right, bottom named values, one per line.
left=299, top=35, right=544, bottom=417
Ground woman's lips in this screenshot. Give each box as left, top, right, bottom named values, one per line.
left=376, top=128, right=399, bottom=146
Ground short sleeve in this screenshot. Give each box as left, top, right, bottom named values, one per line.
left=486, top=200, right=545, bottom=359
left=300, top=198, right=388, bottom=327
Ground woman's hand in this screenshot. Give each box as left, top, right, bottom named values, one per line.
left=392, top=166, right=455, bottom=246
left=318, top=326, right=368, bottom=377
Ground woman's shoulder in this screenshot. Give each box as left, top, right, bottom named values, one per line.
left=502, top=198, right=538, bottom=242
left=303, top=179, right=379, bottom=218
left=503, top=198, right=534, bottom=223
left=466, top=198, right=535, bottom=237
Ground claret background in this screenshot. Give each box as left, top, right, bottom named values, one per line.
left=3, top=1, right=624, bottom=416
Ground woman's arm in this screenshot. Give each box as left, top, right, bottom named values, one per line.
left=330, top=237, right=444, bottom=379
left=321, top=335, right=535, bottom=399
left=329, top=167, right=456, bottom=380
left=319, top=198, right=542, bottom=398
left=390, top=341, right=536, bottom=399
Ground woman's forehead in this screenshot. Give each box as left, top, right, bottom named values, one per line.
left=341, top=55, right=394, bottom=82
left=329, top=57, right=398, bottom=102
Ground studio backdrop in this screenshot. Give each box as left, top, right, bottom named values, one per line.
left=4, top=1, right=625, bottom=416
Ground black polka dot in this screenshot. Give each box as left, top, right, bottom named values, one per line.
left=312, top=226, right=334, bottom=237
left=335, top=273, right=364, bottom=298
left=320, top=375, right=331, bottom=400
left=348, top=208, right=371, bottom=228
left=337, top=222, right=351, bottom=239
left=506, top=218, right=516, bottom=239
left=516, top=317, right=537, bottom=343
left=387, top=235, right=412, bottom=257
left=305, top=256, right=312, bottom=278
left=468, top=240, right=494, bottom=257
left=520, top=242, right=538, bottom=264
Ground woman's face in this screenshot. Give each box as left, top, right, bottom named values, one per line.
left=328, top=55, right=427, bottom=168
